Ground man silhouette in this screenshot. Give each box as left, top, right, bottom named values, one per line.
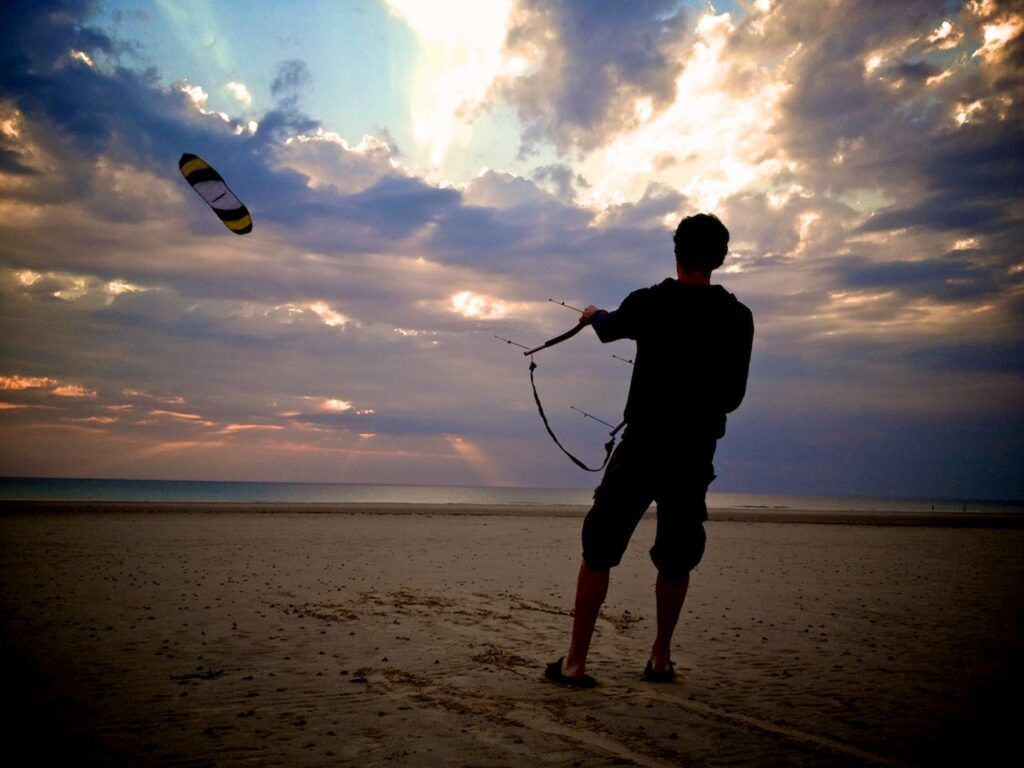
left=545, top=213, right=754, bottom=687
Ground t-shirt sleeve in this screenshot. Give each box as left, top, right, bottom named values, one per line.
left=591, top=288, right=648, bottom=343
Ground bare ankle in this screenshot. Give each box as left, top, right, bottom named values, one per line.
left=563, top=653, right=586, bottom=676
left=650, top=642, right=671, bottom=667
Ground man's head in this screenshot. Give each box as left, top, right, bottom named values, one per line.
left=673, top=214, right=729, bottom=275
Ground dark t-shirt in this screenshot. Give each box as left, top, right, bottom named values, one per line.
left=591, top=279, right=754, bottom=440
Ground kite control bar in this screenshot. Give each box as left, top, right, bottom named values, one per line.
left=521, top=298, right=589, bottom=355
left=523, top=323, right=586, bottom=356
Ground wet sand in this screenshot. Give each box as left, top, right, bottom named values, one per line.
left=1, top=501, right=1022, bottom=766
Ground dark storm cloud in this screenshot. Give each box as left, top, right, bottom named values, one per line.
left=858, top=195, right=1010, bottom=234
left=421, top=185, right=677, bottom=306
left=0, top=146, right=37, bottom=175
left=0, top=1, right=115, bottom=70
left=882, top=60, right=942, bottom=84
left=427, top=205, right=532, bottom=256
left=852, top=119, right=1024, bottom=239
left=835, top=255, right=1001, bottom=301
left=418, top=168, right=662, bottom=293
left=501, top=0, right=689, bottom=153
left=341, top=175, right=460, bottom=234
left=730, top=0, right=1024, bottom=255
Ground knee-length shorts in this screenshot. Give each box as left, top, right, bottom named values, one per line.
left=581, top=434, right=717, bottom=581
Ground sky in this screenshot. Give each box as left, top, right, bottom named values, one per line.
left=0, top=0, right=1021, bottom=499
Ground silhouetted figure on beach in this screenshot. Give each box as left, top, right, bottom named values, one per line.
left=545, top=214, right=754, bottom=687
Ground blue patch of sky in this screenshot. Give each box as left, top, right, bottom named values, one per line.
left=706, top=0, right=743, bottom=17
left=676, top=0, right=743, bottom=19
left=92, top=1, right=418, bottom=148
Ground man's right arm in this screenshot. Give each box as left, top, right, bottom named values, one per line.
left=583, top=289, right=647, bottom=343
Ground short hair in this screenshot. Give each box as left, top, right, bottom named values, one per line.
left=673, top=213, right=729, bottom=274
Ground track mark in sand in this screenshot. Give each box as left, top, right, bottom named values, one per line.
left=280, top=588, right=639, bottom=642
left=281, top=601, right=359, bottom=622
left=272, top=590, right=553, bottom=635
left=599, top=609, right=644, bottom=633
left=170, top=668, right=225, bottom=682
left=501, top=595, right=569, bottom=618
left=638, top=687, right=907, bottom=767
left=360, top=666, right=682, bottom=768
left=505, top=594, right=641, bottom=633
left=470, top=646, right=533, bottom=670
left=511, top=706, right=681, bottom=768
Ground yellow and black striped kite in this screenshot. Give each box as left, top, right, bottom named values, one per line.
left=178, top=153, right=253, bottom=235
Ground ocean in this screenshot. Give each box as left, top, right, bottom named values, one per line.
left=1, top=477, right=1020, bottom=514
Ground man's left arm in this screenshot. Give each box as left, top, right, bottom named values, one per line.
left=720, top=306, right=755, bottom=413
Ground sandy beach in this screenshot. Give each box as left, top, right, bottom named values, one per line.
left=1, top=502, right=1022, bottom=766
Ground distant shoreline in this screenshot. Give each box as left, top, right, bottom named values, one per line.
left=3, top=500, right=1022, bottom=528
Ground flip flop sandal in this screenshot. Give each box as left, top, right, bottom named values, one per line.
left=544, top=656, right=597, bottom=688
left=642, top=660, right=676, bottom=683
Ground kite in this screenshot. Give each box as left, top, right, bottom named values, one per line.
left=178, top=153, right=253, bottom=235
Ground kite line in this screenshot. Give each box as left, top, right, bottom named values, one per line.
left=498, top=299, right=626, bottom=472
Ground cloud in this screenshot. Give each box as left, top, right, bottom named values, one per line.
left=569, top=8, right=794, bottom=211
left=0, top=375, right=59, bottom=390
left=0, top=374, right=96, bottom=398
left=309, top=398, right=355, bottom=414
left=276, top=131, right=402, bottom=194
left=735, top=0, right=1023, bottom=214
left=463, top=168, right=556, bottom=208
left=51, top=383, right=96, bottom=397
left=448, top=290, right=513, bottom=320
left=225, top=81, right=253, bottom=109
left=531, top=163, right=588, bottom=202
left=270, top=60, right=311, bottom=102
left=498, top=0, right=689, bottom=154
